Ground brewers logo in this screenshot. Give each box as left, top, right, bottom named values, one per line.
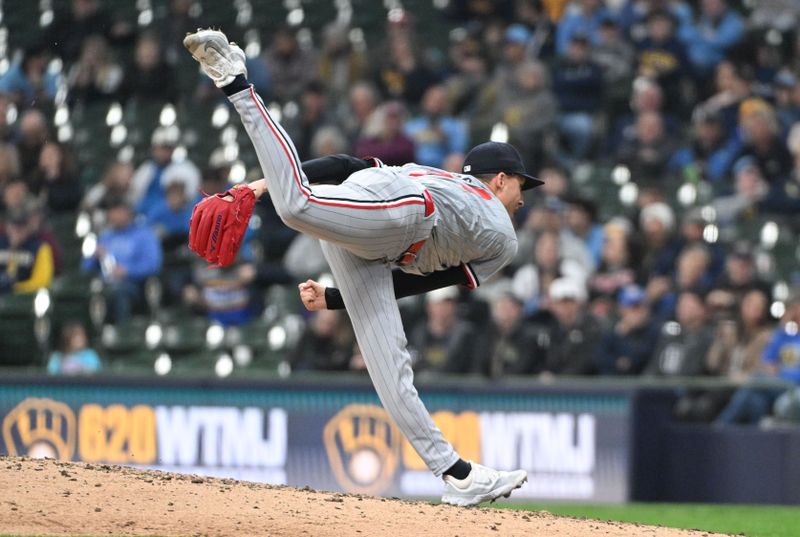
left=2, top=398, right=76, bottom=460
left=323, top=404, right=401, bottom=495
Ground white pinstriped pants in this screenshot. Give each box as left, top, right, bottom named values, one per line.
left=229, top=86, right=459, bottom=476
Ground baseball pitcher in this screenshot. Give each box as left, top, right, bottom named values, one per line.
left=184, top=28, right=539, bottom=506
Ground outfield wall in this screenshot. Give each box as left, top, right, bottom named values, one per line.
left=1, top=374, right=798, bottom=504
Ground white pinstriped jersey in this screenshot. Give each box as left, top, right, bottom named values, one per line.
left=388, top=164, right=518, bottom=286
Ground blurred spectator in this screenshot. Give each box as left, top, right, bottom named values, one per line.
left=555, top=0, right=614, bottom=56
left=317, top=22, right=368, bottom=106
left=0, top=144, right=21, bottom=188
left=146, top=175, right=196, bottom=253
left=408, top=287, right=479, bottom=374
left=340, top=81, right=380, bottom=149
left=479, top=292, right=545, bottom=377
left=30, top=142, right=82, bottom=213
left=736, top=99, right=793, bottom=183
left=708, top=243, right=771, bottom=309
left=283, top=81, right=333, bottom=161
left=16, top=109, right=49, bottom=178
left=374, top=36, right=439, bottom=106
left=748, top=0, right=800, bottom=32
left=645, top=289, right=714, bottom=376
left=635, top=9, right=690, bottom=114
left=264, top=27, right=318, bottom=102
left=563, top=194, right=603, bottom=268
left=553, top=34, right=603, bottom=162
left=310, top=126, right=348, bottom=159
left=24, top=197, right=64, bottom=275
left=715, top=290, right=800, bottom=425
left=66, top=36, right=124, bottom=105
left=669, top=105, right=742, bottom=186
left=513, top=229, right=589, bottom=315
left=81, top=198, right=162, bottom=322
left=609, top=78, right=680, bottom=154
left=354, top=101, right=415, bottom=166
left=592, top=17, right=635, bottom=118
left=706, top=288, right=773, bottom=380
left=773, top=70, right=800, bottom=131
left=595, top=284, right=661, bottom=375
left=49, top=0, right=133, bottom=63
left=47, top=322, right=101, bottom=375
left=182, top=246, right=258, bottom=326
left=0, top=203, right=54, bottom=294
left=514, top=1, right=557, bottom=59
left=588, top=220, right=638, bottom=316
left=290, top=309, right=356, bottom=371
left=81, top=161, right=134, bottom=226
left=1, top=181, right=29, bottom=219
left=128, top=127, right=200, bottom=220
left=121, top=32, right=178, bottom=104
left=404, top=84, right=468, bottom=168
left=702, top=60, right=753, bottom=133
left=536, top=277, right=601, bottom=375
left=615, top=110, right=679, bottom=182
left=154, top=0, right=208, bottom=66
left=678, top=0, right=745, bottom=82
left=0, top=43, right=59, bottom=107
left=637, top=201, right=682, bottom=303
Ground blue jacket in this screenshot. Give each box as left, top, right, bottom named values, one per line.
left=762, top=327, right=800, bottom=384
left=147, top=199, right=197, bottom=237
left=82, top=223, right=162, bottom=280
left=556, top=7, right=615, bottom=56
left=678, top=10, right=744, bottom=72
left=404, top=116, right=468, bottom=168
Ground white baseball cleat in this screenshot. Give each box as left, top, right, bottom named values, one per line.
left=441, top=462, right=528, bottom=507
left=183, top=28, right=247, bottom=88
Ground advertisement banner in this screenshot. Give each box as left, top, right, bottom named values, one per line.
left=0, top=378, right=630, bottom=502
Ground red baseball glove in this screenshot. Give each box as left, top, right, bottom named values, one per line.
left=188, top=186, right=256, bottom=267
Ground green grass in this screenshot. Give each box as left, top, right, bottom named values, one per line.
left=505, top=503, right=800, bottom=537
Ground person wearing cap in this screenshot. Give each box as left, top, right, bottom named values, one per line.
left=595, top=284, right=660, bottom=375
left=81, top=197, right=162, bottom=322
left=736, top=99, right=793, bottom=183
left=146, top=162, right=202, bottom=252
left=635, top=8, right=689, bottom=114
left=677, top=0, right=744, bottom=78
left=480, top=292, right=547, bottom=378
left=128, top=125, right=201, bottom=220
left=535, top=276, right=602, bottom=375
left=563, top=193, right=604, bottom=267
left=0, top=201, right=54, bottom=295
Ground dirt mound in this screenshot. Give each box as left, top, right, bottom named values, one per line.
left=1, top=457, right=724, bottom=537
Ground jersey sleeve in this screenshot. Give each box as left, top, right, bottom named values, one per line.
left=463, top=236, right=518, bottom=289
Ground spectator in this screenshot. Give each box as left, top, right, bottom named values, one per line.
left=595, top=284, right=661, bottom=375
left=774, top=70, right=800, bottom=131
left=354, top=101, right=415, bottom=166
left=66, top=35, right=124, bottom=106
left=81, top=161, right=134, bottom=227
left=715, top=290, right=800, bottom=425
left=0, top=43, right=60, bottom=107
left=669, top=105, right=742, bottom=186
left=588, top=220, right=638, bottom=316
left=16, top=109, right=50, bottom=178
left=153, top=0, right=209, bottom=66
left=374, top=36, right=439, bottom=106
left=49, top=0, right=133, bottom=63
left=552, top=34, right=604, bottom=162
left=404, top=84, right=468, bottom=168
left=537, top=277, right=602, bottom=375
left=81, top=198, right=162, bottom=322
left=706, top=287, right=774, bottom=380
left=555, top=0, right=614, bottom=56
left=283, top=81, right=333, bottom=161
left=736, top=99, right=793, bottom=183
left=0, top=203, right=54, bottom=294
left=340, top=81, right=380, bottom=149
left=678, top=0, right=745, bottom=82
left=645, top=289, right=715, bottom=377
left=615, top=110, right=679, bottom=183
left=30, top=142, right=82, bottom=213
left=182, top=245, right=258, bottom=326
left=592, top=16, right=635, bottom=119
left=47, top=322, right=102, bottom=375
left=408, top=287, right=479, bottom=374
left=609, top=78, right=680, bottom=153
left=563, top=194, right=603, bottom=268
left=264, top=26, right=318, bottom=102
left=480, top=292, right=546, bottom=377
left=708, top=243, right=771, bottom=310
left=0, top=144, right=21, bottom=188
left=317, top=22, right=368, bottom=106
left=146, top=174, right=196, bottom=253
left=702, top=60, right=753, bottom=133
left=120, top=32, right=178, bottom=104
left=128, top=127, right=200, bottom=220
left=290, top=309, right=356, bottom=371
left=635, top=9, right=691, bottom=114
left=310, top=125, right=349, bottom=159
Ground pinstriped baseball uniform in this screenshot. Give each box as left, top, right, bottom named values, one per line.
left=228, top=86, right=517, bottom=476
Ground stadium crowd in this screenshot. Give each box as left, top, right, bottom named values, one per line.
left=1, top=0, right=800, bottom=423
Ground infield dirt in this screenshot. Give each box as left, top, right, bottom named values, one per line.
left=1, top=457, right=728, bottom=536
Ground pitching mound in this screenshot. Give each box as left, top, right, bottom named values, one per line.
left=1, top=457, right=724, bottom=537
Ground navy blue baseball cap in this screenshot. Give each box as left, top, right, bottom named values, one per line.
left=462, top=141, right=543, bottom=190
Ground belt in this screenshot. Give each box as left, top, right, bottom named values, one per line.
left=396, top=189, right=435, bottom=266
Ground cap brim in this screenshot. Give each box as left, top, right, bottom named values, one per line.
left=521, top=173, right=544, bottom=190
